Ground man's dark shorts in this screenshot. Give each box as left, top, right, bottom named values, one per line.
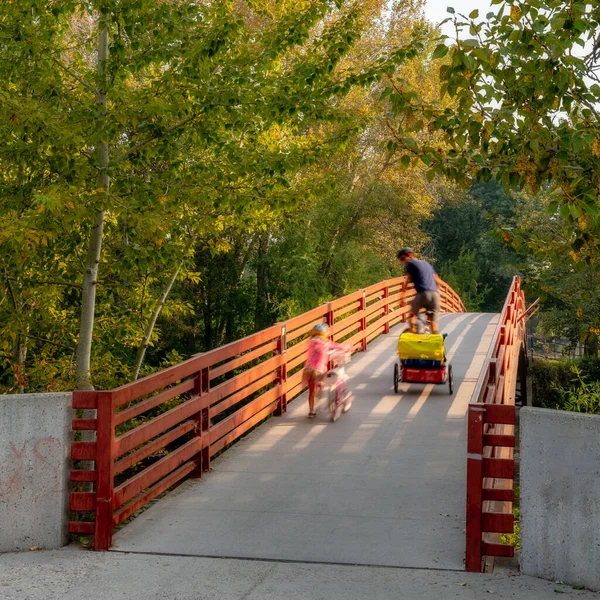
left=410, top=291, right=441, bottom=322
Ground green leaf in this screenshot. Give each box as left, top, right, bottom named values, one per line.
left=403, top=137, right=419, bottom=152
left=432, top=44, right=449, bottom=60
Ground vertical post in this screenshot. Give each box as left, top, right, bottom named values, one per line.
left=275, top=324, right=287, bottom=416
left=191, top=371, right=203, bottom=479
left=94, top=391, right=115, bottom=550
left=326, top=303, right=334, bottom=329
left=383, top=286, right=390, bottom=334
left=465, top=403, right=485, bottom=572
left=326, top=303, right=335, bottom=370
left=518, top=343, right=528, bottom=407
left=401, top=277, right=408, bottom=323
left=201, top=367, right=210, bottom=473
left=360, top=291, right=367, bottom=351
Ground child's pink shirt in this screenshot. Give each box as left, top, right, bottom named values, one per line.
left=305, top=337, right=330, bottom=373
left=305, top=337, right=348, bottom=373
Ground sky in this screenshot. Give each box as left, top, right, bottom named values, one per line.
left=424, top=0, right=494, bottom=35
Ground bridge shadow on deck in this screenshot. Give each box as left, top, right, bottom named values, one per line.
left=112, top=313, right=499, bottom=571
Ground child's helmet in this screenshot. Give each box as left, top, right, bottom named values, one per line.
left=310, top=322, right=329, bottom=337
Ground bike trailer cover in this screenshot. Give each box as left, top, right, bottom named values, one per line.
left=397, top=333, right=445, bottom=361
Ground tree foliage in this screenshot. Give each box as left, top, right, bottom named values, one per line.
left=386, top=1, right=600, bottom=266
left=0, top=0, right=434, bottom=392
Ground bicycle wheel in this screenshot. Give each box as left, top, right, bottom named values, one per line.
left=328, top=387, right=339, bottom=421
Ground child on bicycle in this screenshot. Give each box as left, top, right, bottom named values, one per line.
left=303, top=323, right=352, bottom=419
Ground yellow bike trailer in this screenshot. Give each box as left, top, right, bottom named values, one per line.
left=394, top=332, right=453, bottom=394
left=397, top=333, right=445, bottom=362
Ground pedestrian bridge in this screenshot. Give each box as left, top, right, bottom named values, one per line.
left=70, top=277, right=526, bottom=572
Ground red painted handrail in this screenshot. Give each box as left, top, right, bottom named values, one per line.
left=69, top=276, right=465, bottom=549
left=465, top=276, right=526, bottom=572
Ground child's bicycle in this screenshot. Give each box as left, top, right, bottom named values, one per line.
left=322, top=348, right=353, bottom=422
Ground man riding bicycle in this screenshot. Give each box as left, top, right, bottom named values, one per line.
left=396, top=248, right=440, bottom=334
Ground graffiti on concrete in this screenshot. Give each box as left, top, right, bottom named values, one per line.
left=0, top=437, right=62, bottom=500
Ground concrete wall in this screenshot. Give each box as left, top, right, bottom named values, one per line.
left=520, top=407, right=600, bottom=591
left=0, top=393, right=73, bottom=552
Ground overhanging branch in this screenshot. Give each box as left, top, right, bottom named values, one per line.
left=113, top=114, right=198, bottom=165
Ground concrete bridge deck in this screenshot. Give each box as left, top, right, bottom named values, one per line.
left=112, top=313, right=499, bottom=570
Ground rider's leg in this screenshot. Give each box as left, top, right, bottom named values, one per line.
left=409, top=293, right=423, bottom=333
left=408, top=312, right=417, bottom=333
left=429, top=291, right=441, bottom=334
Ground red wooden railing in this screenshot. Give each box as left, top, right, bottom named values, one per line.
left=465, top=276, right=526, bottom=572
left=69, top=276, right=465, bottom=550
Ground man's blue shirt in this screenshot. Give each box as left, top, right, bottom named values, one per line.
left=405, top=259, right=438, bottom=294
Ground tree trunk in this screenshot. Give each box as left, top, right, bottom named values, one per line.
left=76, top=11, right=109, bottom=390
left=132, top=262, right=182, bottom=380
left=12, top=333, right=28, bottom=394
left=584, top=332, right=598, bottom=357
left=254, top=234, right=271, bottom=331
left=75, top=10, right=109, bottom=491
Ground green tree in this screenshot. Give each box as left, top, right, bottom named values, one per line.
left=384, top=1, right=600, bottom=266
left=424, top=181, right=518, bottom=311
left=1, top=0, right=426, bottom=391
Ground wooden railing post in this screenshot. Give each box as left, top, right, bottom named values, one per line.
left=191, top=367, right=210, bottom=478
left=191, top=371, right=204, bottom=479
left=400, top=278, right=408, bottom=323
left=201, top=366, right=211, bottom=473
left=465, top=403, right=485, bottom=572
left=94, top=391, right=115, bottom=550
left=275, top=324, right=287, bottom=416
left=383, top=286, right=390, bottom=334
left=326, top=302, right=335, bottom=369
left=360, top=291, right=367, bottom=351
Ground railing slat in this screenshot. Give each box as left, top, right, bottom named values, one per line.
left=71, top=442, right=97, bottom=460
left=115, top=378, right=195, bottom=424
left=114, top=420, right=196, bottom=476
left=482, top=512, right=514, bottom=533
left=482, top=542, right=515, bottom=558
left=483, top=434, right=515, bottom=448
left=70, top=492, right=96, bottom=511
left=113, top=437, right=203, bottom=509
left=112, top=461, right=196, bottom=527
left=485, top=404, right=516, bottom=426
left=68, top=522, right=96, bottom=534
left=482, top=458, right=514, bottom=479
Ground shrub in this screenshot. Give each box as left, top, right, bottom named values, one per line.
left=530, top=357, right=600, bottom=409
left=530, top=360, right=573, bottom=409
left=554, top=368, right=600, bottom=415
left=579, top=356, right=600, bottom=382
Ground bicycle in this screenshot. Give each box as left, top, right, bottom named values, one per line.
left=322, top=348, right=353, bottom=422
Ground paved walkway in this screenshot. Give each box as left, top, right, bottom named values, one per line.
left=113, top=313, right=499, bottom=570
left=1, top=548, right=597, bottom=600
